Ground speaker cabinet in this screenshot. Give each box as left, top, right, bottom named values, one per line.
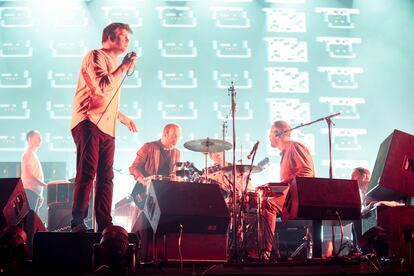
left=141, top=180, right=230, bottom=262
left=47, top=181, right=75, bottom=205
left=33, top=232, right=139, bottom=274
left=17, top=210, right=47, bottom=258
left=367, top=129, right=414, bottom=201
left=0, top=178, right=30, bottom=228
left=362, top=206, right=414, bottom=264
left=144, top=180, right=230, bottom=235
left=282, top=177, right=361, bottom=221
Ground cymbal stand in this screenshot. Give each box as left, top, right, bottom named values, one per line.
left=222, top=121, right=228, bottom=167
left=290, top=225, right=313, bottom=258
left=256, top=188, right=265, bottom=259
left=203, top=152, right=209, bottom=183
left=239, top=142, right=258, bottom=257
left=228, top=82, right=239, bottom=261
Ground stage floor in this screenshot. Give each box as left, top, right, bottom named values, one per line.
left=137, top=258, right=413, bottom=275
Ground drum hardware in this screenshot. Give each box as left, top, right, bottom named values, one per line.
left=237, top=140, right=261, bottom=260
left=174, top=169, right=190, bottom=178
left=290, top=225, right=313, bottom=259
left=184, top=137, right=232, bottom=183
left=175, top=161, right=202, bottom=182
left=222, top=164, right=262, bottom=175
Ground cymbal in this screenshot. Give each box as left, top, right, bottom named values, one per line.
left=222, top=164, right=262, bottom=174
left=184, top=138, right=232, bottom=153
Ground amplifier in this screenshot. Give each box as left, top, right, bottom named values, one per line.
left=362, top=206, right=414, bottom=263
left=47, top=180, right=74, bottom=206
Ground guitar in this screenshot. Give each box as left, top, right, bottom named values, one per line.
left=130, top=175, right=170, bottom=210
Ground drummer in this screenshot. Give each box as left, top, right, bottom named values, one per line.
left=204, top=151, right=233, bottom=195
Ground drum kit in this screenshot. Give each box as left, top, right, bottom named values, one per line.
left=181, top=137, right=266, bottom=259
left=181, top=137, right=262, bottom=189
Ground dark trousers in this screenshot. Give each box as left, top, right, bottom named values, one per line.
left=71, top=120, right=115, bottom=232
left=25, top=189, right=40, bottom=213
left=352, top=219, right=363, bottom=248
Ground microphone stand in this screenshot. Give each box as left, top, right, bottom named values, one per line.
left=239, top=144, right=258, bottom=258
left=222, top=121, right=228, bottom=167
left=277, top=112, right=340, bottom=258
left=276, top=112, right=340, bottom=180
left=228, top=82, right=238, bottom=261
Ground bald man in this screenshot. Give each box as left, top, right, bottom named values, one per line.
left=262, top=120, right=315, bottom=259
left=129, top=123, right=181, bottom=208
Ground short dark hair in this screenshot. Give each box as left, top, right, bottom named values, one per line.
left=26, top=130, right=39, bottom=141
left=102, top=23, right=132, bottom=43
left=353, top=167, right=370, bottom=178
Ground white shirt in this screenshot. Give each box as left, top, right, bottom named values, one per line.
left=71, top=49, right=121, bottom=137
left=21, top=149, right=44, bottom=196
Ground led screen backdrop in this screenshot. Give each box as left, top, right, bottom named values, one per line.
left=1, top=0, right=413, bottom=206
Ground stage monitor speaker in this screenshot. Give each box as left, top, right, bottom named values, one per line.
left=144, top=180, right=230, bottom=235
left=282, top=177, right=361, bottom=221
left=33, top=231, right=139, bottom=274
left=366, top=129, right=414, bottom=201
left=142, top=180, right=230, bottom=262
left=33, top=232, right=102, bottom=274
left=0, top=178, right=30, bottom=228
left=17, top=210, right=47, bottom=259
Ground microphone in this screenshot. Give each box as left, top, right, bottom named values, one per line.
left=247, top=141, right=260, bottom=159
left=127, top=51, right=136, bottom=59
left=125, top=51, right=137, bottom=75
left=275, top=131, right=283, bottom=137
left=325, top=112, right=341, bottom=120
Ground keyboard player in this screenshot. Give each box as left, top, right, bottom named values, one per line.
left=261, top=120, right=315, bottom=260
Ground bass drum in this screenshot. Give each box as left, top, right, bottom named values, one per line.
left=206, top=170, right=232, bottom=197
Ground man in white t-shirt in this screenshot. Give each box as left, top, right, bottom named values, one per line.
left=21, top=130, right=47, bottom=214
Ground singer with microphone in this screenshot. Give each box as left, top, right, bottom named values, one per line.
left=70, top=22, right=138, bottom=233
